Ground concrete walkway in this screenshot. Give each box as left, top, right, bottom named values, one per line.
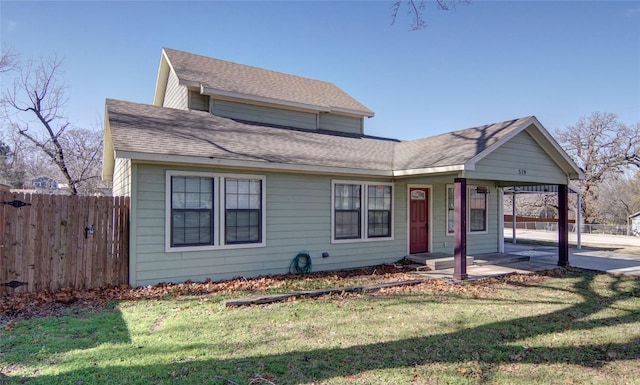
left=418, top=230, right=640, bottom=281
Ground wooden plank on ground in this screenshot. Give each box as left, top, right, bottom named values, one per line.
left=223, top=280, right=423, bottom=307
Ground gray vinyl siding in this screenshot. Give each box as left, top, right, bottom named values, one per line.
left=162, top=69, right=188, bottom=110
left=112, top=158, right=131, bottom=196
left=129, top=163, right=407, bottom=287
left=469, top=131, right=568, bottom=184
left=188, top=90, right=209, bottom=112
left=318, top=113, right=363, bottom=135
left=211, top=99, right=317, bottom=130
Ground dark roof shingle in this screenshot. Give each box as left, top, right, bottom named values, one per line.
left=394, top=117, right=533, bottom=170
left=106, top=100, right=532, bottom=173
left=163, top=48, right=374, bottom=117
left=106, top=99, right=393, bottom=171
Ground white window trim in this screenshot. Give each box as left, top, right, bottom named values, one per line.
left=331, top=180, right=394, bottom=244
left=446, top=184, right=489, bottom=235
left=165, top=170, right=266, bottom=252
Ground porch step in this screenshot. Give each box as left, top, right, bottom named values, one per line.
left=426, top=256, right=474, bottom=270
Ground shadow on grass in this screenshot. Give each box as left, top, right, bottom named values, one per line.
left=3, top=271, right=639, bottom=384
left=0, top=305, right=131, bottom=380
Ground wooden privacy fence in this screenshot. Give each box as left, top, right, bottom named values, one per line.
left=0, top=192, right=129, bottom=294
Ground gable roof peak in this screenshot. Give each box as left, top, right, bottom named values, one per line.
left=159, top=47, right=374, bottom=117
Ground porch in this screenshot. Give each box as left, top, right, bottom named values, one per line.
left=406, top=248, right=533, bottom=271
left=405, top=242, right=563, bottom=281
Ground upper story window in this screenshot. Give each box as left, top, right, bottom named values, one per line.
left=332, top=180, right=393, bottom=243
left=166, top=171, right=265, bottom=252
left=446, top=185, right=488, bottom=235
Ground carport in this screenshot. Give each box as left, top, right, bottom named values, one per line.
left=502, top=184, right=583, bottom=249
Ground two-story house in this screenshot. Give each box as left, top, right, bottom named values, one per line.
left=102, top=48, right=582, bottom=287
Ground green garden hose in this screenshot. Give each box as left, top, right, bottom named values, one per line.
left=289, top=252, right=312, bottom=274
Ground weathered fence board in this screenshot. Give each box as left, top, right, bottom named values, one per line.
left=0, top=192, right=130, bottom=293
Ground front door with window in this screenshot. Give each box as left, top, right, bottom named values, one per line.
left=409, top=188, right=429, bottom=254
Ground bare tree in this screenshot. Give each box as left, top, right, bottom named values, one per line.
left=1, top=55, right=85, bottom=194
left=391, top=0, right=469, bottom=30
left=555, top=112, right=640, bottom=223
left=57, top=127, right=103, bottom=194
left=0, top=48, right=17, bottom=73
left=596, top=172, right=640, bottom=225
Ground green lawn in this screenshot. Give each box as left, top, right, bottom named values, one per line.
left=1, top=269, right=639, bottom=385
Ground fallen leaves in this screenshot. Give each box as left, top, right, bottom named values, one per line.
left=1, top=265, right=563, bottom=324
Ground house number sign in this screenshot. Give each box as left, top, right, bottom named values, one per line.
left=518, top=169, right=527, bottom=175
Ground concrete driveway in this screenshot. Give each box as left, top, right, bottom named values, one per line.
left=504, top=242, right=640, bottom=278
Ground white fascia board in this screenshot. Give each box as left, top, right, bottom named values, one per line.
left=152, top=50, right=173, bottom=106
left=102, top=110, right=115, bottom=182
left=330, top=105, right=374, bottom=118
left=393, top=164, right=466, bottom=177
left=116, top=151, right=393, bottom=177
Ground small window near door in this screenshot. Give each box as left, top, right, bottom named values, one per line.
left=446, top=185, right=488, bottom=234
left=469, top=188, right=487, bottom=232
left=368, top=185, right=392, bottom=237
left=446, top=186, right=455, bottom=234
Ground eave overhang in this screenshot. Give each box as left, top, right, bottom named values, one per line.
left=116, top=150, right=393, bottom=177
left=196, top=83, right=374, bottom=118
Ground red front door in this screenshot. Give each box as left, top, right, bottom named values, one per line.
left=409, top=188, right=429, bottom=254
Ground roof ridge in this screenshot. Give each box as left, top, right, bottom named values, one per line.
left=162, top=47, right=338, bottom=87
left=161, top=47, right=374, bottom=117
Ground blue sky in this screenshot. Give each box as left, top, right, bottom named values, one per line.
left=1, top=0, right=639, bottom=140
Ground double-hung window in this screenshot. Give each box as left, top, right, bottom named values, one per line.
left=171, top=176, right=214, bottom=247
left=334, top=184, right=361, bottom=239
left=167, top=171, right=265, bottom=251
left=332, top=181, right=393, bottom=242
left=469, top=188, right=488, bottom=232
left=446, top=185, right=488, bottom=234
left=225, top=178, right=262, bottom=244
left=367, top=185, right=392, bottom=238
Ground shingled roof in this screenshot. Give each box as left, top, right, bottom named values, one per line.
left=161, top=48, right=374, bottom=117
left=105, top=99, right=394, bottom=174
left=393, top=117, right=534, bottom=171
left=104, top=99, right=551, bottom=178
